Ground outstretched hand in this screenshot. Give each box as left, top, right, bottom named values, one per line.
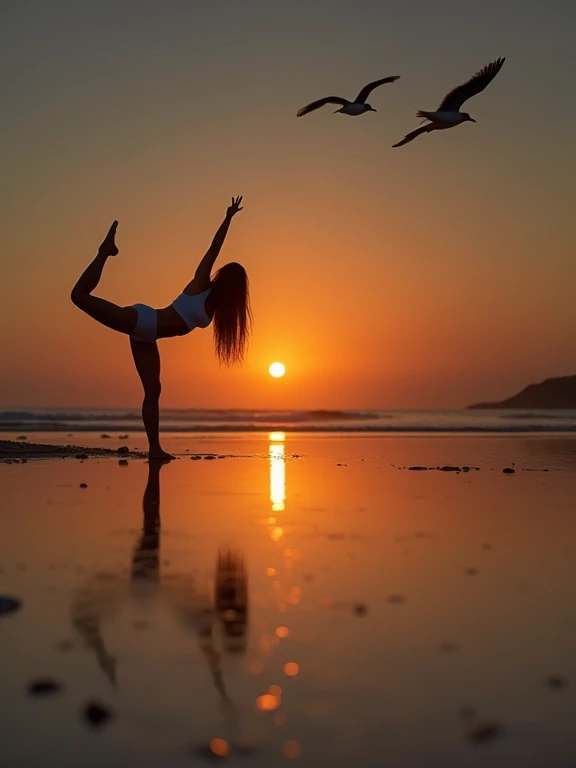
left=98, top=221, right=119, bottom=257
left=226, top=196, right=243, bottom=218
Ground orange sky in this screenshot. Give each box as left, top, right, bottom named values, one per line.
left=1, top=1, right=575, bottom=409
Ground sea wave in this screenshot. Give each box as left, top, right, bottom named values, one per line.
left=2, top=408, right=576, bottom=434
left=0, top=409, right=382, bottom=425
left=3, top=423, right=576, bottom=434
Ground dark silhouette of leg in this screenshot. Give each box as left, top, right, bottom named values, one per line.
left=130, top=339, right=174, bottom=460
left=71, top=251, right=136, bottom=334
left=131, top=460, right=164, bottom=582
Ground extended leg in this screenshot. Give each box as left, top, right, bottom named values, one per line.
left=130, top=339, right=174, bottom=461
left=71, top=222, right=136, bottom=334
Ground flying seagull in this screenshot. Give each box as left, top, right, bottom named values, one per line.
left=297, top=76, right=400, bottom=117
left=392, top=58, right=505, bottom=147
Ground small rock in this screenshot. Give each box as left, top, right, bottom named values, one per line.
left=408, top=466, right=427, bottom=471
left=353, top=602, right=368, bottom=616
left=0, top=596, right=22, bottom=616
left=57, top=640, right=75, bottom=652
left=100, top=433, right=110, bottom=439
left=502, top=467, right=515, bottom=474
left=17, top=435, right=28, bottom=441
left=467, top=721, right=503, bottom=744
left=132, top=619, right=150, bottom=631
left=387, top=594, right=406, bottom=605
left=20, top=459, right=28, bottom=464
left=75, top=453, right=89, bottom=460
left=203, top=455, right=216, bottom=460
left=119, top=434, right=129, bottom=439
left=439, top=465, right=461, bottom=472
left=190, top=455, right=202, bottom=460
left=27, top=679, right=63, bottom=697
left=118, top=459, right=128, bottom=467
left=79, top=483, right=88, bottom=489
left=547, top=675, right=568, bottom=689
left=82, top=701, right=114, bottom=729
left=117, top=446, right=129, bottom=455
left=439, top=642, right=458, bottom=654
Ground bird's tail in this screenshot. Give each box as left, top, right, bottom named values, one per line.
left=415, top=110, right=434, bottom=123
left=392, top=124, right=432, bottom=148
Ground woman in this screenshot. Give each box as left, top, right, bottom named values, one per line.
left=71, top=196, right=250, bottom=460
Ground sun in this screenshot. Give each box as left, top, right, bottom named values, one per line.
left=269, top=362, right=286, bottom=378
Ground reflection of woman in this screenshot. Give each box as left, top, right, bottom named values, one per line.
left=71, top=461, right=248, bottom=705
left=71, top=197, right=251, bottom=460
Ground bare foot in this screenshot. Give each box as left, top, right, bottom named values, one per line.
left=148, top=449, right=175, bottom=462
left=98, top=221, right=119, bottom=257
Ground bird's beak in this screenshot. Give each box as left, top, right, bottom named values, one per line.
left=469, top=117, right=476, bottom=122
left=372, top=108, right=377, bottom=112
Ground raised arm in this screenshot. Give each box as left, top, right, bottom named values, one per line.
left=185, top=196, right=243, bottom=293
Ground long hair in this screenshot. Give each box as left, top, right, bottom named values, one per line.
left=210, top=262, right=252, bottom=366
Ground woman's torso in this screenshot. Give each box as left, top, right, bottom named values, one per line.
left=155, top=289, right=215, bottom=339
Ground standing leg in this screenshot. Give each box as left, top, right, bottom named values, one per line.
left=130, top=339, right=174, bottom=461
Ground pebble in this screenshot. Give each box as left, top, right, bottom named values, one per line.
left=79, top=483, right=88, bottom=489
left=82, top=701, right=115, bottom=729
left=118, top=459, right=128, bottom=467
left=439, top=642, right=458, bottom=654
left=27, top=679, right=63, bottom=697
left=57, top=640, right=75, bottom=652
left=502, top=467, right=515, bottom=474
left=353, top=602, right=368, bottom=616
left=467, top=722, right=503, bottom=744
left=117, top=446, right=129, bottom=454
left=0, top=596, right=22, bottom=616
left=387, top=594, right=406, bottom=605
left=75, top=454, right=89, bottom=460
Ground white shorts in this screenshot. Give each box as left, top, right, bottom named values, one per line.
left=131, top=304, right=158, bottom=343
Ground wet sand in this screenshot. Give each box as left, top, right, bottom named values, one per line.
left=0, top=439, right=145, bottom=461
left=1, top=434, right=576, bottom=767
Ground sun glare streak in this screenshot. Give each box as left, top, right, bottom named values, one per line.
left=269, top=433, right=286, bottom=513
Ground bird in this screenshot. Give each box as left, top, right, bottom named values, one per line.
left=392, top=58, right=505, bottom=148
left=297, top=76, right=400, bottom=117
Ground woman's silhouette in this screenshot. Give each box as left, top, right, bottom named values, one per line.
left=71, top=197, right=251, bottom=459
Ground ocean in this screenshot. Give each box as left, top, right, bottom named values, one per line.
left=2, top=407, right=576, bottom=434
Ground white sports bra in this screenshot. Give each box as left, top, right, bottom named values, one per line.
left=171, top=288, right=212, bottom=331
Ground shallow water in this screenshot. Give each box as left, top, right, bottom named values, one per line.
left=1, top=436, right=576, bottom=767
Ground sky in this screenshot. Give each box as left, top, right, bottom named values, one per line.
left=1, top=0, right=575, bottom=409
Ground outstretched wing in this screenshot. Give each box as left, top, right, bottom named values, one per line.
left=392, top=124, right=431, bottom=148
left=437, top=57, right=505, bottom=112
left=296, top=96, right=350, bottom=117
left=355, top=76, right=400, bottom=103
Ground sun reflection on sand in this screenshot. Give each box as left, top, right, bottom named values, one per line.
left=269, top=432, right=286, bottom=513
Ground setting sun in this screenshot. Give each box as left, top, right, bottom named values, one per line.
left=269, top=362, right=286, bottom=378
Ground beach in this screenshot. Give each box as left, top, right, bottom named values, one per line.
left=1, top=433, right=575, bottom=767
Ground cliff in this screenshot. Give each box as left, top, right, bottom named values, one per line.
left=468, top=375, right=576, bottom=410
